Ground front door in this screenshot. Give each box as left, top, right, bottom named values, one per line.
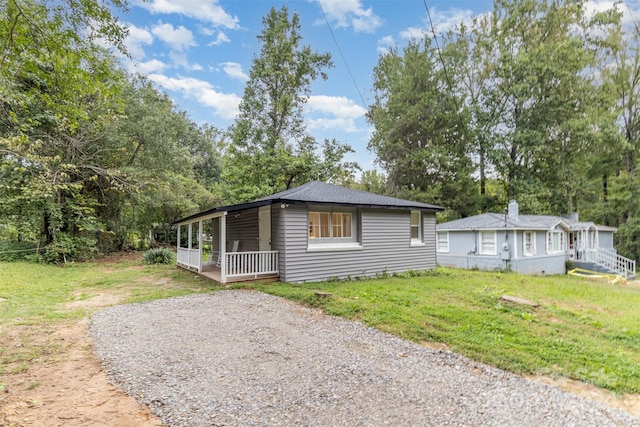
left=258, top=206, right=271, bottom=251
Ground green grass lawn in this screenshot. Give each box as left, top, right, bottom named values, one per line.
left=2, top=257, right=639, bottom=394
left=251, top=269, right=640, bottom=394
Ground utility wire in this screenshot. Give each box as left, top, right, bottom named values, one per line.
left=316, top=0, right=369, bottom=113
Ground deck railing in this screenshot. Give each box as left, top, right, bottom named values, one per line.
left=225, top=251, right=279, bottom=278
left=177, top=248, right=201, bottom=271
left=583, top=248, right=636, bottom=278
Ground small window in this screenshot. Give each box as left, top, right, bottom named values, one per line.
left=410, top=211, right=422, bottom=244
left=479, top=231, right=496, bottom=255
left=546, top=230, right=566, bottom=254
left=437, top=231, right=449, bottom=252
left=523, top=231, right=535, bottom=256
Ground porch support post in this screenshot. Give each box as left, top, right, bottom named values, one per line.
left=176, top=226, right=180, bottom=255
left=220, top=213, right=227, bottom=284
left=198, top=220, right=203, bottom=273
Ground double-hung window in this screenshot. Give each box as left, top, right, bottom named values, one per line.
left=479, top=231, right=497, bottom=255
left=436, top=231, right=449, bottom=252
left=308, top=207, right=358, bottom=248
left=546, top=230, right=566, bottom=254
left=523, top=231, right=535, bottom=256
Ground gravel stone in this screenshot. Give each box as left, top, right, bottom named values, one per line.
left=89, top=290, right=640, bottom=426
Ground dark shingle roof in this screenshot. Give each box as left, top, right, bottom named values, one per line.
left=259, top=181, right=443, bottom=211
left=176, top=181, right=443, bottom=224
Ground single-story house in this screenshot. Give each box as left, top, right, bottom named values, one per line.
left=175, top=181, right=444, bottom=283
left=436, top=200, right=635, bottom=278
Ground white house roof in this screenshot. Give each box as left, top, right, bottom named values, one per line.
left=437, top=212, right=617, bottom=232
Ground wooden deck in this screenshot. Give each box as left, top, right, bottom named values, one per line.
left=196, top=265, right=279, bottom=284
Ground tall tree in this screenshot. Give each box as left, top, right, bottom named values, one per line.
left=223, top=6, right=358, bottom=203
left=367, top=38, right=479, bottom=218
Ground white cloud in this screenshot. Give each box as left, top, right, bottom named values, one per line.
left=306, top=95, right=367, bottom=133
left=426, top=7, right=475, bottom=34
left=169, top=52, right=188, bottom=68
left=377, top=35, right=395, bottom=55
left=123, top=23, right=153, bottom=60
left=397, top=7, right=476, bottom=40
left=148, top=74, right=241, bottom=120
left=132, top=59, right=168, bottom=74
left=134, top=0, right=239, bottom=28
left=317, top=0, right=383, bottom=33
left=220, top=62, right=248, bottom=81
left=151, top=22, right=195, bottom=51
left=399, top=26, right=426, bottom=41
left=208, top=31, right=231, bottom=46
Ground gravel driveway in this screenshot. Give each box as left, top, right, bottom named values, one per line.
left=90, top=290, right=639, bottom=426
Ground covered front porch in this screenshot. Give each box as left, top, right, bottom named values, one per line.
left=175, top=205, right=279, bottom=284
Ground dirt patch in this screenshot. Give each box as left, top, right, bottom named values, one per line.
left=0, top=320, right=162, bottom=427
left=64, top=292, right=126, bottom=311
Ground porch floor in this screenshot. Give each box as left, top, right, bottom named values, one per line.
left=196, top=264, right=279, bottom=284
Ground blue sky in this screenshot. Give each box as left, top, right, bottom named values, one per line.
left=113, top=0, right=637, bottom=173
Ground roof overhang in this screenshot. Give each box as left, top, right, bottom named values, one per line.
left=174, top=198, right=443, bottom=225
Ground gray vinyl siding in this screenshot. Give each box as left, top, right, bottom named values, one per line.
left=226, top=208, right=259, bottom=252
left=599, top=231, right=615, bottom=250
left=437, top=230, right=567, bottom=275
left=279, top=205, right=437, bottom=283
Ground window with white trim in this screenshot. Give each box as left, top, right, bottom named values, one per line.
left=523, top=231, right=535, bottom=256
left=308, top=207, right=358, bottom=246
left=479, top=231, right=497, bottom=255
left=410, top=211, right=422, bottom=244
left=546, top=230, right=566, bottom=254
left=437, top=231, right=449, bottom=252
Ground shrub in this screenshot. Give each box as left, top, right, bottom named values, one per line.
left=143, top=247, right=175, bottom=265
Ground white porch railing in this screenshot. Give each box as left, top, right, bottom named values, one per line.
left=177, top=248, right=201, bottom=271
left=583, top=248, right=636, bottom=279
left=225, top=251, right=279, bottom=278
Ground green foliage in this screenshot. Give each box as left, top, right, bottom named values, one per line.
left=367, top=38, right=480, bottom=216
left=253, top=269, right=640, bottom=393
left=142, top=248, right=176, bottom=265
left=0, top=2, right=223, bottom=261
left=0, top=241, right=39, bottom=261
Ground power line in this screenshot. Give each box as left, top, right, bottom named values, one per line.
left=315, top=0, right=369, bottom=113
